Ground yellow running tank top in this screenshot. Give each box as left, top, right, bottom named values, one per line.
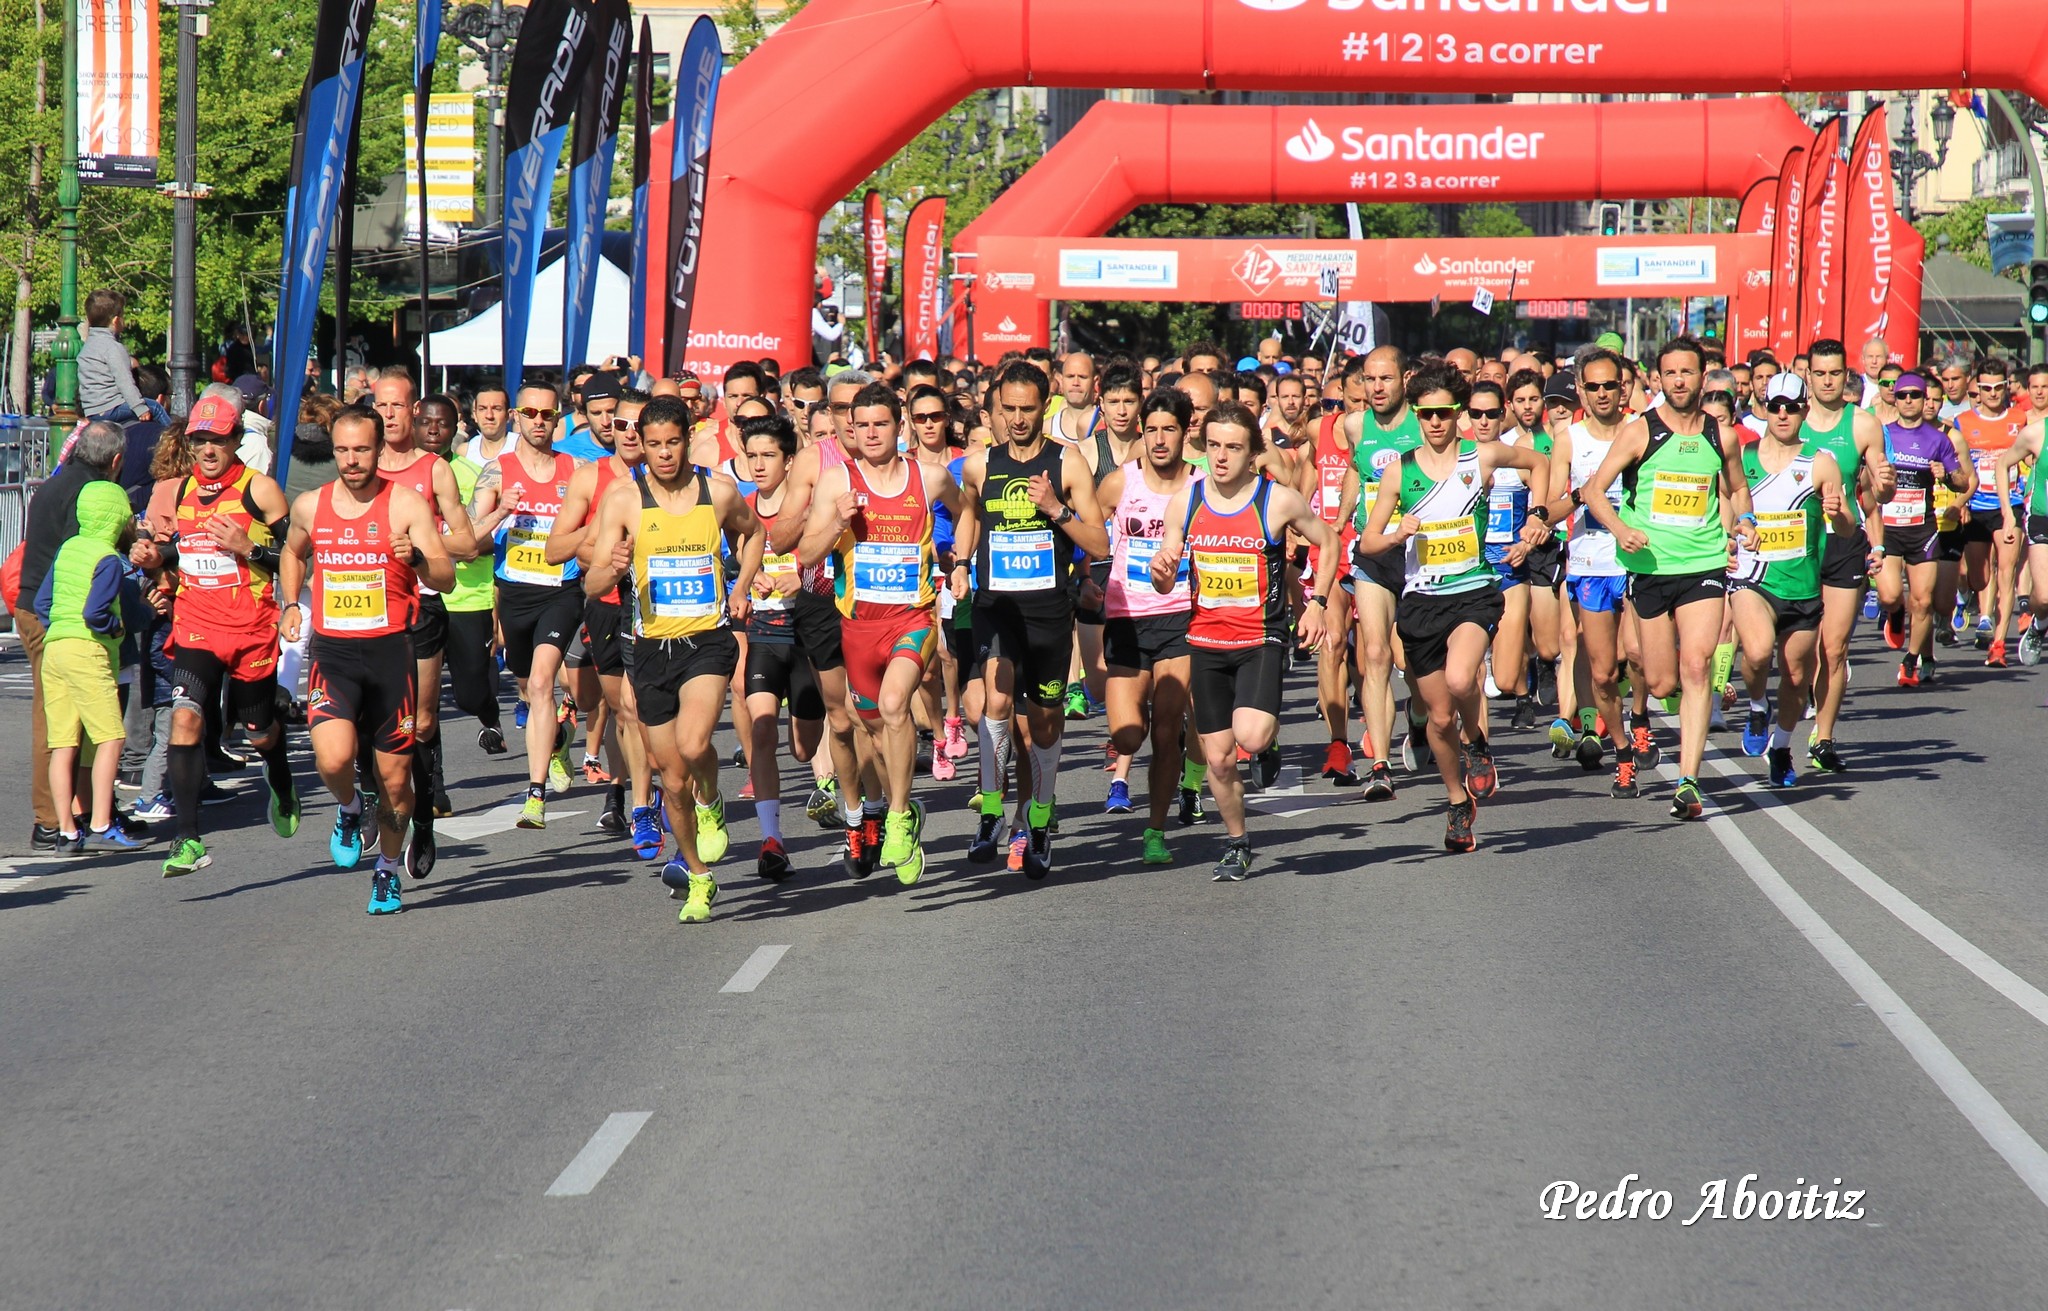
left=632, top=470, right=728, bottom=640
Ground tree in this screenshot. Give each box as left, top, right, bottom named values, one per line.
left=1917, top=195, right=2017, bottom=274
left=719, top=0, right=808, bottom=59
left=1456, top=203, right=1533, bottom=240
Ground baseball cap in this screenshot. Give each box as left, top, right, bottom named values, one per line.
left=1594, top=332, right=1626, bottom=353
left=1764, top=373, right=1808, bottom=404
left=581, top=371, right=624, bottom=403
left=187, top=394, right=240, bottom=436
left=1236, top=356, right=1260, bottom=371
left=1542, top=372, right=1579, bottom=406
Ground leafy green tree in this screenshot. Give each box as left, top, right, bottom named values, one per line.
left=719, top=0, right=807, bottom=59
left=1456, top=202, right=1533, bottom=240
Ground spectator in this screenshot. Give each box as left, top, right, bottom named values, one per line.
left=222, top=324, right=255, bottom=382
left=119, top=363, right=172, bottom=509
left=76, top=289, right=167, bottom=425
left=33, top=480, right=146, bottom=853
left=16, top=419, right=127, bottom=849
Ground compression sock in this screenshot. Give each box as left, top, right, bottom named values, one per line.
left=1029, top=738, right=1061, bottom=816
left=169, top=742, right=204, bottom=842
left=757, top=799, right=781, bottom=843
left=981, top=716, right=1015, bottom=809
left=411, top=739, right=434, bottom=817
left=1181, top=756, right=1207, bottom=791
left=258, top=733, right=293, bottom=800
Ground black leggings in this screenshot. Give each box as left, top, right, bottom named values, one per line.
left=444, top=607, right=503, bottom=729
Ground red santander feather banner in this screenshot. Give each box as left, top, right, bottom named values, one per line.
left=1841, top=106, right=1898, bottom=351
left=1769, top=146, right=1807, bottom=360
left=902, top=195, right=947, bottom=362
left=1801, top=117, right=1845, bottom=349
left=1732, top=175, right=1777, bottom=361
left=1887, top=221, right=1926, bottom=369
left=862, top=189, right=887, bottom=362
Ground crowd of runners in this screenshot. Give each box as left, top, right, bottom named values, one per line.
left=20, top=331, right=2048, bottom=920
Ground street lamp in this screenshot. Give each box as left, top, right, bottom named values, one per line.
left=1892, top=93, right=1955, bottom=223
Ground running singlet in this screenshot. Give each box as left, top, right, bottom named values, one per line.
left=1732, top=447, right=1823, bottom=598
left=1956, top=408, right=2028, bottom=511
left=632, top=471, right=726, bottom=641
left=974, top=441, right=1073, bottom=609
left=1880, top=422, right=1953, bottom=531
left=1104, top=461, right=1189, bottom=620
left=308, top=482, right=417, bottom=639
left=1391, top=441, right=1494, bottom=597
left=1311, top=413, right=1352, bottom=536
left=1184, top=478, right=1288, bottom=650
left=171, top=465, right=277, bottom=634
left=587, top=457, right=629, bottom=605
left=1350, top=408, right=1424, bottom=534
left=1486, top=429, right=1552, bottom=545
left=746, top=493, right=801, bottom=642
left=445, top=454, right=497, bottom=613
left=832, top=460, right=935, bottom=620
left=494, top=450, right=581, bottom=586
left=379, top=451, right=446, bottom=596
left=1567, top=422, right=1624, bottom=577
left=1618, top=413, right=1729, bottom=577
left=1798, top=407, right=1864, bottom=531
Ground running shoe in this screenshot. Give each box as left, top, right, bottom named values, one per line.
left=843, top=824, right=870, bottom=880
left=1400, top=726, right=1422, bottom=774
left=968, top=812, right=1002, bottom=863
left=1882, top=608, right=1906, bottom=650
left=199, top=780, right=234, bottom=807
left=1610, top=751, right=1640, bottom=799
left=1951, top=600, right=1969, bottom=633
left=678, top=873, right=718, bottom=924
left=1005, top=826, right=1028, bottom=872
left=2020, top=626, right=2045, bottom=667
left=1023, top=824, right=1053, bottom=880
left=1767, top=747, right=1798, bottom=788
left=1444, top=799, right=1477, bottom=853
left=1808, top=739, right=1847, bottom=774
left=1547, top=717, right=1575, bottom=759
left=516, top=792, right=546, bottom=830
left=1742, top=708, right=1769, bottom=757
left=1102, top=743, right=1119, bottom=772
left=84, top=823, right=146, bottom=852
left=132, top=793, right=174, bottom=823
left=661, top=856, right=692, bottom=899
left=478, top=724, right=508, bottom=755
left=432, top=786, right=453, bottom=820
left=805, top=778, right=840, bottom=828
left=405, top=819, right=437, bottom=881
left=1321, top=739, right=1356, bottom=783
left=581, top=756, right=612, bottom=786
left=1986, top=636, right=2009, bottom=668
left=1361, top=761, right=1396, bottom=801
left=631, top=806, right=664, bottom=860
left=1177, top=786, right=1206, bottom=827
left=1142, top=828, right=1172, bottom=865
left=1574, top=731, right=1605, bottom=773
left=1462, top=741, right=1498, bottom=801
left=943, top=716, right=969, bottom=760
left=1629, top=723, right=1659, bottom=771
left=1255, top=747, right=1283, bottom=790
left=331, top=806, right=365, bottom=868
left=1510, top=696, right=1538, bottom=731
left=931, top=748, right=956, bottom=782
left=514, top=699, right=529, bottom=728
left=1105, top=779, right=1133, bottom=814
left=161, top=836, right=210, bottom=878
left=757, top=838, right=793, bottom=883
left=1934, top=624, right=1958, bottom=649
left=695, top=794, right=730, bottom=864
left=737, top=777, right=756, bottom=801
left=1063, top=683, right=1089, bottom=720
left=1211, top=838, right=1253, bottom=882
left=546, top=748, right=573, bottom=795
left=1897, top=654, right=1921, bottom=688
left=860, top=813, right=883, bottom=876
left=118, top=767, right=142, bottom=793
left=1669, top=778, right=1705, bottom=821
left=598, top=785, right=627, bottom=835
left=1861, top=590, right=1880, bottom=621
left=366, top=864, right=403, bottom=915
left=1975, top=616, right=1994, bottom=650
left=50, top=829, right=86, bottom=858
left=884, top=803, right=927, bottom=885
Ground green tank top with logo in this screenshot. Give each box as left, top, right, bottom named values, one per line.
left=447, top=454, right=497, bottom=613
left=1798, top=406, right=1862, bottom=530
left=1618, top=412, right=1730, bottom=577
left=1350, top=407, right=1424, bottom=534
left=1732, top=445, right=1823, bottom=600
left=1393, top=441, right=1495, bottom=597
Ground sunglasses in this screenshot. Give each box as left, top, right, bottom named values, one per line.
left=1879, top=378, right=1900, bottom=388
left=1701, top=390, right=1734, bottom=406
left=1582, top=380, right=1623, bottom=393
left=788, top=398, right=813, bottom=411
left=911, top=410, right=948, bottom=423
left=1415, top=405, right=1461, bottom=420
left=1764, top=399, right=1807, bottom=414
left=1321, top=398, right=1343, bottom=412
left=186, top=432, right=237, bottom=446
left=1467, top=406, right=1505, bottom=421
left=611, top=416, right=640, bottom=428
left=517, top=406, right=559, bottom=420
left=1892, top=389, right=1926, bottom=400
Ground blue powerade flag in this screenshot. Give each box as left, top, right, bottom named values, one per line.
left=414, top=0, right=442, bottom=375
left=626, top=18, right=653, bottom=364
left=270, top=0, right=378, bottom=489
left=563, top=0, right=630, bottom=374
left=663, top=15, right=723, bottom=378
left=502, top=0, right=600, bottom=397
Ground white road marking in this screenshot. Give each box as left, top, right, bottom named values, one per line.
left=720, top=945, right=791, bottom=993
left=436, top=803, right=587, bottom=842
left=1667, top=763, right=2048, bottom=1210
left=1701, top=752, right=2048, bottom=1031
left=0, top=855, right=79, bottom=891
left=1244, top=765, right=1351, bottom=815
left=543, top=1111, right=653, bottom=1197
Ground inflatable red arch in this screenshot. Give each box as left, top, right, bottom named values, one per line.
left=954, top=96, right=1809, bottom=357
left=650, top=0, right=2046, bottom=376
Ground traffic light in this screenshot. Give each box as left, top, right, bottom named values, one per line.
left=2029, top=259, right=2048, bottom=328
left=1599, top=203, right=1623, bottom=237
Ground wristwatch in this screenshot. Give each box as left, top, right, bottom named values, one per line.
left=1530, top=505, right=1551, bottom=524
left=1305, top=594, right=1329, bottom=608
left=1054, top=506, right=1076, bottom=526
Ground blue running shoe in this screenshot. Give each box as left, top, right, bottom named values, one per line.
left=1105, top=779, right=1132, bottom=814
left=660, top=855, right=692, bottom=898
left=630, top=806, right=663, bottom=860
left=85, top=823, right=147, bottom=851
left=514, top=699, right=529, bottom=729
left=1861, top=591, right=1879, bottom=621
left=1741, top=708, right=1770, bottom=758
left=1767, top=746, right=1797, bottom=789
left=366, top=863, right=404, bottom=914
left=131, top=792, right=174, bottom=822
left=330, top=805, right=365, bottom=869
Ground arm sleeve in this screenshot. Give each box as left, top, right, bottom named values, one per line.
left=84, top=558, right=126, bottom=634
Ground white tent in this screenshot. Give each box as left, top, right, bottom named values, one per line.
left=420, top=256, right=633, bottom=368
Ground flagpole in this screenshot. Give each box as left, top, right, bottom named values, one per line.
left=416, top=76, right=433, bottom=378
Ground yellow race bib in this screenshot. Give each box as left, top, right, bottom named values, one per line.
left=321, top=569, right=388, bottom=631
left=1648, top=471, right=1713, bottom=527
left=1193, top=551, right=1259, bottom=607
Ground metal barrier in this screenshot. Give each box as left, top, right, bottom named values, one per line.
left=0, top=414, right=54, bottom=562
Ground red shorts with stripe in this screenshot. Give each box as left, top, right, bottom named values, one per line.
left=169, top=624, right=279, bottom=686
left=841, top=610, right=937, bottom=720
left=1306, top=527, right=1358, bottom=590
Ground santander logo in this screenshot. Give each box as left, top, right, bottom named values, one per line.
left=997, top=317, right=1018, bottom=333
left=1413, top=253, right=1438, bottom=275
left=1285, top=119, right=1336, bottom=163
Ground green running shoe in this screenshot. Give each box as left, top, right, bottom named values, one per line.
left=1141, top=828, right=1172, bottom=865
left=516, top=792, right=547, bottom=830
left=161, top=837, right=210, bottom=878
left=268, top=775, right=301, bottom=839
left=695, top=793, right=729, bottom=864
left=679, top=872, right=718, bottom=924
left=547, top=748, right=573, bottom=795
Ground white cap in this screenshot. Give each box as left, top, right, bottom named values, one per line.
left=1764, top=372, right=1808, bottom=404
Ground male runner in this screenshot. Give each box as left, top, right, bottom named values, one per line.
left=1506, top=367, right=1565, bottom=729
left=1152, top=402, right=1335, bottom=879
left=1798, top=340, right=1895, bottom=772
left=1875, top=373, right=1972, bottom=685
left=797, top=383, right=962, bottom=886
left=1100, top=389, right=1196, bottom=865
left=1954, top=358, right=2029, bottom=663
left=952, top=359, right=1110, bottom=877
left=583, top=395, right=763, bottom=924
left=279, top=407, right=454, bottom=913
left=463, top=381, right=513, bottom=466
left=427, top=396, right=508, bottom=757
left=1730, top=373, right=1857, bottom=787
left=1049, top=351, right=1100, bottom=446
left=1359, top=366, right=1549, bottom=852
left=1296, top=362, right=1359, bottom=785
left=1994, top=399, right=2048, bottom=665
left=130, top=394, right=297, bottom=876
left=1580, top=338, right=1757, bottom=820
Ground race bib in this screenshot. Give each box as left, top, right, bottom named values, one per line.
left=851, top=540, right=922, bottom=605
left=1753, top=510, right=1808, bottom=562
left=1123, top=536, right=1188, bottom=590
left=1880, top=497, right=1926, bottom=528
left=503, top=515, right=562, bottom=585
left=321, top=569, right=388, bottom=631
left=181, top=544, right=242, bottom=585
left=988, top=529, right=1055, bottom=593
left=1648, top=470, right=1713, bottom=527
left=1486, top=487, right=1522, bottom=544
left=757, top=552, right=800, bottom=612
left=1193, top=551, right=1259, bottom=607
left=1418, top=518, right=1481, bottom=574
left=647, top=553, right=717, bottom=618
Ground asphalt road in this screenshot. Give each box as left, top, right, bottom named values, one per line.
left=6, top=628, right=2048, bottom=1309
